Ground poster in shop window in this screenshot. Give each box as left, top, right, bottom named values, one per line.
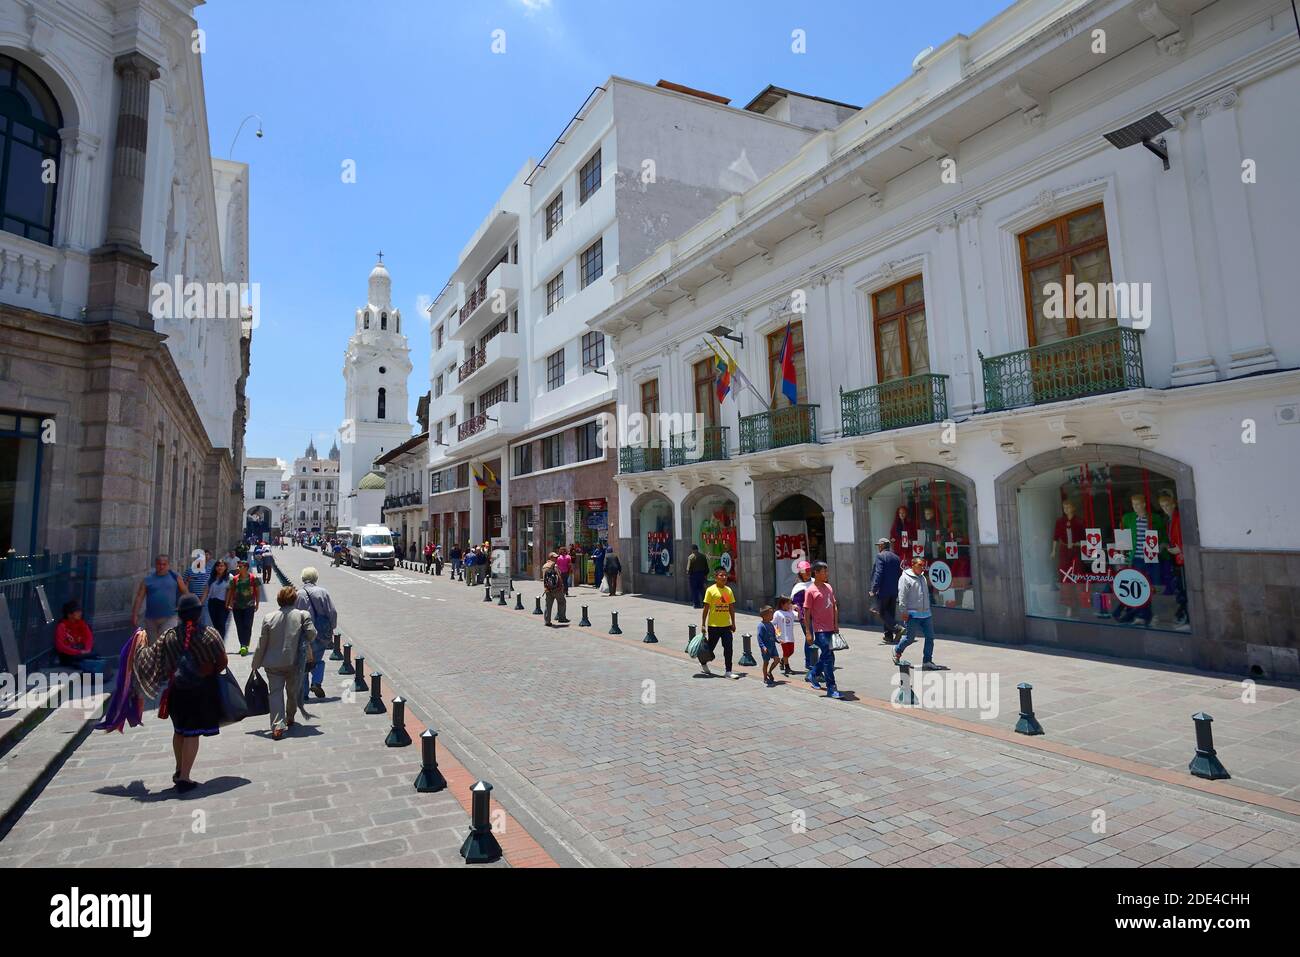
left=773, top=521, right=808, bottom=599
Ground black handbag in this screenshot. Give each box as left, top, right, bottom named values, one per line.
left=217, top=670, right=249, bottom=726
left=243, top=669, right=270, bottom=716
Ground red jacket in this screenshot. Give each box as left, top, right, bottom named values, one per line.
left=55, top=618, right=94, bottom=656
left=1168, top=508, right=1183, bottom=565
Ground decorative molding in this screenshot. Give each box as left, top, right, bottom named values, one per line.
left=850, top=173, right=884, bottom=208
left=933, top=200, right=983, bottom=233
left=915, top=133, right=956, bottom=160
left=989, top=426, right=1020, bottom=457
left=1004, top=81, right=1048, bottom=126
left=746, top=238, right=774, bottom=265
left=1136, top=1, right=1190, bottom=58
left=1044, top=416, right=1082, bottom=448
left=792, top=209, right=824, bottom=240
left=1193, top=87, right=1238, bottom=119
left=1115, top=405, right=1161, bottom=447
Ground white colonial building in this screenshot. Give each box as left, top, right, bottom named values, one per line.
left=287, top=439, right=339, bottom=535
left=241, top=456, right=284, bottom=538
left=339, top=258, right=412, bottom=528
left=591, top=0, right=1300, bottom=678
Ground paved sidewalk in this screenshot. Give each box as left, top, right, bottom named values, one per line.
left=270, top=550, right=1300, bottom=868
left=0, top=641, right=506, bottom=868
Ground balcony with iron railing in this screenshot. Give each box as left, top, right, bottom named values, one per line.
left=980, top=327, right=1145, bottom=413
left=453, top=261, right=520, bottom=343
left=669, top=426, right=730, bottom=466
left=739, top=404, right=819, bottom=455
left=458, top=278, right=488, bottom=325
left=841, top=374, right=949, bottom=437
left=383, top=491, right=424, bottom=510
left=457, top=347, right=486, bottom=383
left=619, top=446, right=665, bottom=474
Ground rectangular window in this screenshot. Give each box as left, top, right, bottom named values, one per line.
left=435, top=374, right=443, bottom=398
left=479, top=379, right=509, bottom=411
left=575, top=421, right=600, bottom=461
left=542, top=433, right=565, bottom=470
left=579, top=239, right=603, bottom=289
left=546, top=272, right=564, bottom=315
left=579, top=149, right=601, bottom=204
left=430, top=470, right=441, bottom=494
left=640, top=378, right=659, bottom=418
left=435, top=422, right=444, bottom=445
left=436, top=325, right=444, bottom=349
left=514, top=443, right=532, bottom=476
left=545, top=192, right=563, bottom=239
left=456, top=464, right=469, bottom=489
left=512, top=374, right=519, bottom=403
left=694, top=357, right=720, bottom=426
left=255, top=480, right=265, bottom=499
left=546, top=349, right=565, bottom=391
left=1019, top=204, right=1114, bottom=346
left=542, top=503, right=567, bottom=557
left=767, top=321, right=808, bottom=404
left=449, top=412, right=457, bottom=428
left=872, top=278, right=930, bottom=383
left=581, top=331, right=605, bottom=372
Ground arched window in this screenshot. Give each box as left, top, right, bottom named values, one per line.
left=0, top=55, right=64, bottom=246
left=364, top=312, right=370, bottom=330
left=381, top=311, right=388, bottom=331
left=378, top=387, right=386, bottom=419
left=396, top=314, right=400, bottom=334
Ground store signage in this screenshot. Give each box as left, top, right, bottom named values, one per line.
left=928, top=560, right=953, bottom=591
left=1106, top=543, right=1127, bottom=566
left=1112, top=568, right=1152, bottom=608
left=1083, top=528, right=1102, bottom=560
left=911, top=542, right=924, bottom=559
left=944, top=541, right=958, bottom=560
left=1142, top=530, right=1160, bottom=564
left=901, top=530, right=910, bottom=550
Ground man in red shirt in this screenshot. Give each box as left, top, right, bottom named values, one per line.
left=801, top=562, right=843, bottom=699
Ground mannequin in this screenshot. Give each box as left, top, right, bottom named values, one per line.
left=1051, top=499, right=1086, bottom=615
left=889, top=505, right=915, bottom=558
left=1115, top=493, right=1165, bottom=625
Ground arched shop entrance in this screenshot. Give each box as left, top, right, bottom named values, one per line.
left=631, top=491, right=676, bottom=598
left=246, top=506, right=272, bottom=539
left=853, top=464, right=981, bottom=637
left=995, top=446, right=1209, bottom=671
left=769, top=494, right=826, bottom=599
left=681, top=486, right=740, bottom=600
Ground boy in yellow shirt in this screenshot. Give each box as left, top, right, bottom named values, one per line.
left=700, top=568, right=739, bottom=679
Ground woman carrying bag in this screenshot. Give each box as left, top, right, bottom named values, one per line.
left=251, top=585, right=317, bottom=740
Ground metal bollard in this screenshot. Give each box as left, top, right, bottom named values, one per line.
left=460, top=781, right=503, bottom=864
left=329, top=632, right=343, bottom=661
left=498, top=589, right=507, bottom=606
left=385, top=696, right=413, bottom=747
left=643, top=618, right=658, bottom=644
left=1014, top=682, right=1044, bottom=735
left=891, top=659, right=918, bottom=706
left=353, top=655, right=368, bottom=693
left=738, top=633, right=757, bottom=667
left=609, top=612, right=623, bottom=635
left=688, top=623, right=697, bottom=642
left=579, top=605, right=591, bottom=627
left=483, top=584, right=493, bottom=602
left=1188, top=712, right=1230, bottom=780
left=364, top=672, right=387, bottom=715
left=532, top=596, right=543, bottom=616
left=414, top=729, right=448, bottom=792
left=338, top=642, right=355, bottom=676
left=515, top=592, right=524, bottom=610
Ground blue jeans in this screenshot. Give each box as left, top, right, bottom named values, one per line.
left=809, top=632, right=836, bottom=690
left=302, top=637, right=330, bottom=698
left=895, top=615, right=935, bottom=664
left=803, top=633, right=819, bottom=672
left=689, top=575, right=706, bottom=608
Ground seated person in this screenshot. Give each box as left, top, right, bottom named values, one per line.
left=54, top=600, right=95, bottom=668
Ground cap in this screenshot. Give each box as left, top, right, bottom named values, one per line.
left=796, top=560, right=811, bottom=571
left=876, top=537, right=890, bottom=546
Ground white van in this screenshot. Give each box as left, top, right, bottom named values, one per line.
left=350, top=524, right=396, bottom=570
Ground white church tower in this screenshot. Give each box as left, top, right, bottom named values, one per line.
left=339, top=256, right=413, bottom=527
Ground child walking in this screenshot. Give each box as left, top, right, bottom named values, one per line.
left=757, top=606, right=780, bottom=687
left=774, top=596, right=798, bottom=677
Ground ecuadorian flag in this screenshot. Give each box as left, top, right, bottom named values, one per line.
left=714, top=351, right=732, bottom=404
left=777, top=318, right=798, bottom=406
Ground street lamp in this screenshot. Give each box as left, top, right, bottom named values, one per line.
left=229, top=114, right=264, bottom=159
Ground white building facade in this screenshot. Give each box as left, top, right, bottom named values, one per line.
left=288, top=439, right=339, bottom=535
left=241, top=456, right=283, bottom=537
left=339, top=259, right=412, bottom=528
left=592, top=0, right=1300, bottom=678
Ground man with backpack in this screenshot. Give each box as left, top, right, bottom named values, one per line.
left=130, top=554, right=189, bottom=645
left=541, top=553, right=568, bottom=626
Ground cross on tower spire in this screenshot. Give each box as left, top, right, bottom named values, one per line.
left=375, top=250, right=384, bottom=262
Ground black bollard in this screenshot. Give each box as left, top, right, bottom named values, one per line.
left=891, top=659, right=918, bottom=706
left=338, top=642, right=355, bottom=676
left=460, top=781, right=503, bottom=864
left=532, top=596, right=543, bottom=616
left=414, top=729, right=448, bottom=792
left=609, top=611, right=623, bottom=635
left=1188, top=712, right=1230, bottom=780
left=385, top=696, right=413, bottom=747
left=579, top=605, right=591, bottom=627
left=364, top=672, right=387, bottom=715
left=353, top=655, right=368, bottom=693
left=643, top=618, right=658, bottom=644
left=483, top=584, right=493, bottom=602
left=515, top=592, right=524, bottom=610
left=685, top=623, right=697, bottom=653
left=498, top=589, right=507, bottom=606
left=738, top=633, right=757, bottom=667
left=329, top=632, right=343, bottom=661
left=1014, top=682, right=1044, bottom=735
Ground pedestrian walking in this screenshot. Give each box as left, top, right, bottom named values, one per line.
left=433, top=544, right=444, bottom=576
left=295, top=568, right=336, bottom=702
left=686, top=544, right=709, bottom=608
left=774, top=595, right=798, bottom=677
left=226, top=558, right=261, bottom=656
left=603, top=548, right=622, bottom=596
left=450, top=543, right=462, bottom=577
left=183, top=551, right=212, bottom=629
left=700, top=568, right=739, bottom=678
left=555, top=547, right=573, bottom=595
left=869, top=537, right=903, bottom=643
left=757, top=605, right=780, bottom=687
left=130, top=554, right=188, bottom=645
left=423, top=541, right=434, bottom=572
left=541, top=553, right=568, bottom=626
left=252, top=586, right=317, bottom=740
left=894, top=557, right=945, bottom=671
left=790, top=560, right=814, bottom=675
left=802, top=561, right=843, bottom=698
left=201, top=558, right=231, bottom=642
left=591, top=541, right=606, bottom=592
left=127, top=593, right=229, bottom=791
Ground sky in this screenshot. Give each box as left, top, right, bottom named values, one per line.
left=195, top=0, right=1011, bottom=469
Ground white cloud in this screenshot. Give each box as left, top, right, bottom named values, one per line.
left=415, top=293, right=434, bottom=323
left=515, top=0, right=554, bottom=13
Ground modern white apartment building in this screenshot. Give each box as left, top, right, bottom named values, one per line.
left=426, top=77, right=858, bottom=578
left=591, top=0, right=1300, bottom=678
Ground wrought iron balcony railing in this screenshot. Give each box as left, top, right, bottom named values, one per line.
left=739, top=404, right=819, bottom=454
left=458, top=411, right=488, bottom=442
left=980, top=327, right=1144, bottom=413
left=458, top=278, right=488, bottom=324
left=383, top=491, right=423, bottom=510
left=668, top=426, right=730, bottom=466
left=619, top=446, right=664, bottom=473
left=458, top=348, right=485, bottom=382
left=841, top=374, right=949, bottom=437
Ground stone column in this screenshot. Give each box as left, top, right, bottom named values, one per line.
left=85, top=52, right=160, bottom=329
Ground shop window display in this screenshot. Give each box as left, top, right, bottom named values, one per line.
left=1016, top=463, right=1189, bottom=631
left=638, top=498, right=674, bottom=575
left=867, top=478, right=975, bottom=610
left=691, top=493, right=738, bottom=582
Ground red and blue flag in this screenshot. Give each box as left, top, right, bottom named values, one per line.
left=777, top=318, right=798, bottom=406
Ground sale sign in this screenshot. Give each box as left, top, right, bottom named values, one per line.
left=1107, top=543, right=1127, bottom=566
left=911, top=542, right=925, bottom=559
left=1143, top=530, right=1160, bottom=564
left=1083, top=528, right=1102, bottom=560
left=944, top=541, right=958, bottom=560
left=901, top=530, right=910, bottom=550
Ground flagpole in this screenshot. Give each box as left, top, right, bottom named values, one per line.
left=709, top=336, right=767, bottom=409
